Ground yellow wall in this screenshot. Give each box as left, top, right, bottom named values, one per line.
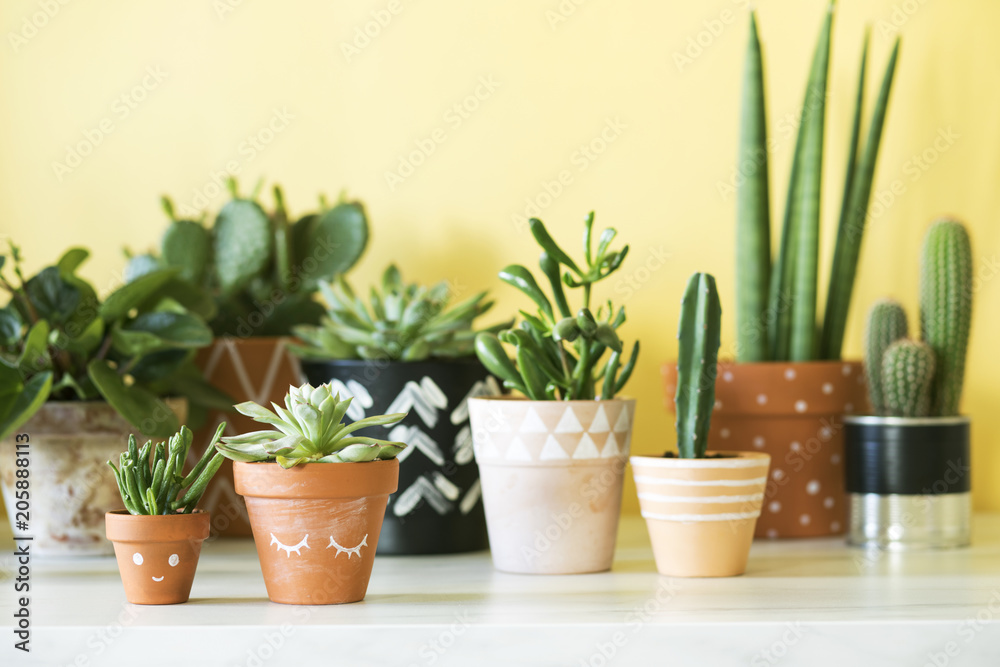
left=2, top=0, right=998, bottom=513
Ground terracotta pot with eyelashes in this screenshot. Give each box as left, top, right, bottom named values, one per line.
left=105, top=510, right=210, bottom=605
left=234, top=459, right=398, bottom=605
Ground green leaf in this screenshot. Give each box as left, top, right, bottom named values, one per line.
left=99, top=269, right=178, bottom=322
left=62, top=315, right=104, bottom=355
left=125, top=311, right=213, bottom=349
left=24, top=267, right=80, bottom=325
left=499, top=265, right=552, bottom=319
left=0, top=371, right=52, bottom=441
left=0, top=307, right=22, bottom=346
left=18, top=321, right=50, bottom=373
left=298, top=202, right=369, bottom=287
left=529, top=218, right=581, bottom=275
left=87, top=359, right=180, bottom=438
left=57, top=248, right=90, bottom=276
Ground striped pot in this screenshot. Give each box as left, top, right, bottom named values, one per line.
left=631, top=451, right=770, bottom=577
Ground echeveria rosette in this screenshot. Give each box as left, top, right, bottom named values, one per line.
left=216, top=382, right=408, bottom=468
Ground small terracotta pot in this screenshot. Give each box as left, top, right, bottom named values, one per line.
left=190, top=337, right=304, bottom=538
left=631, top=452, right=770, bottom=577
left=105, top=510, right=210, bottom=604
left=663, top=360, right=868, bottom=538
left=468, top=397, right=635, bottom=575
left=234, top=459, right=398, bottom=605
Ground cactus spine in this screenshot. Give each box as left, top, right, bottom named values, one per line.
left=675, top=273, right=722, bottom=459
left=864, top=299, right=908, bottom=415
left=920, top=219, right=973, bottom=416
left=882, top=339, right=936, bottom=417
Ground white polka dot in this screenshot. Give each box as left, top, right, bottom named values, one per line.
left=842, top=365, right=852, bottom=376
left=772, top=468, right=785, bottom=481
left=795, top=400, right=808, bottom=413
left=169, top=554, right=179, bottom=567
left=822, top=383, right=834, bottom=394
left=723, top=371, right=734, bottom=382
left=766, top=529, right=779, bottom=538
left=714, top=400, right=723, bottom=410
left=824, top=497, right=835, bottom=509
left=819, top=427, right=832, bottom=440
left=799, top=514, right=811, bottom=526
left=785, top=368, right=797, bottom=380
left=831, top=454, right=841, bottom=464
left=806, top=480, right=820, bottom=495
left=831, top=521, right=841, bottom=532
left=132, top=553, right=143, bottom=565
left=845, top=403, right=854, bottom=412
left=757, top=394, right=768, bottom=405
left=769, top=501, right=782, bottom=513
left=753, top=436, right=765, bottom=449
left=720, top=428, right=730, bottom=439
left=790, top=441, right=802, bottom=452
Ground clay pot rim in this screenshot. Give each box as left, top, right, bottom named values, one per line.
left=630, top=451, right=770, bottom=469
left=844, top=415, right=970, bottom=427
left=233, top=458, right=399, bottom=499
left=105, top=509, right=211, bottom=542
left=468, top=396, right=636, bottom=405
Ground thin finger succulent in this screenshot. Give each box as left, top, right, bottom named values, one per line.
left=216, top=382, right=408, bottom=468
left=108, top=425, right=226, bottom=516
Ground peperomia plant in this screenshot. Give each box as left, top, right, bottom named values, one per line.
left=216, top=382, right=408, bottom=468
left=108, top=425, right=225, bottom=515
left=474, top=213, right=639, bottom=401
left=290, top=264, right=511, bottom=362
left=0, top=244, right=230, bottom=440
left=127, top=179, right=369, bottom=338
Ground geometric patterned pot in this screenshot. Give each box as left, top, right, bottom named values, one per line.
left=663, top=360, right=868, bottom=538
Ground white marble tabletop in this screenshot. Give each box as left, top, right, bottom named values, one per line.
left=2, top=515, right=1000, bottom=666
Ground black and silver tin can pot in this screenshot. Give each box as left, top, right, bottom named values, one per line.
left=844, top=416, right=971, bottom=550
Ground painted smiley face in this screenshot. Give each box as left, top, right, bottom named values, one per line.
left=132, top=551, right=180, bottom=582
left=269, top=533, right=369, bottom=559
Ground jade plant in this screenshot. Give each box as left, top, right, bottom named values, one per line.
left=674, top=273, right=722, bottom=459
left=215, top=382, right=408, bottom=468
left=290, top=264, right=510, bottom=362
left=473, top=213, right=639, bottom=401
left=108, top=425, right=225, bottom=515
left=0, top=244, right=230, bottom=440
left=863, top=219, right=973, bottom=417
left=127, top=180, right=369, bottom=337
left=735, top=8, right=900, bottom=362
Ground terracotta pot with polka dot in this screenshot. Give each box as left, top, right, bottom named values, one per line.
left=662, top=361, right=869, bottom=538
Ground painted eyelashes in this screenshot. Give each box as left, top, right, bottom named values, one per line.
left=270, top=534, right=310, bottom=557
left=269, top=533, right=369, bottom=558
left=328, top=534, right=368, bottom=559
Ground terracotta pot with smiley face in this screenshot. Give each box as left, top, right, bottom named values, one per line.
left=105, top=510, right=210, bottom=605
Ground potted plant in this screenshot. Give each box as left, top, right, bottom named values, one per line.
left=106, top=425, right=225, bottom=604
left=214, top=382, right=407, bottom=604
left=469, top=213, right=639, bottom=575
left=634, top=273, right=770, bottom=577
left=845, top=219, right=973, bottom=549
left=0, top=244, right=224, bottom=555
left=663, top=8, right=900, bottom=537
left=289, top=265, right=509, bottom=554
left=128, top=180, right=369, bottom=536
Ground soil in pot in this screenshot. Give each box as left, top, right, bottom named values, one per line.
left=234, top=459, right=398, bottom=605
left=300, top=358, right=498, bottom=555
left=663, top=360, right=868, bottom=538
left=105, top=510, right=210, bottom=605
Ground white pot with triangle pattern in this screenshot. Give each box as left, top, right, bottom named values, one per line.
left=468, top=397, right=635, bottom=574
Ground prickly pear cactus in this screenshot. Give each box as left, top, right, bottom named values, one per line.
left=295, top=202, right=369, bottom=289
left=882, top=339, right=936, bottom=417
left=213, top=198, right=272, bottom=295
left=919, top=218, right=972, bottom=416
left=675, top=272, right=722, bottom=459
left=162, top=220, right=210, bottom=284
left=864, top=298, right=908, bottom=416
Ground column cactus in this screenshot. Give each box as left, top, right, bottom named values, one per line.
left=882, top=339, right=936, bottom=417
left=920, top=218, right=973, bottom=416
left=864, top=298, right=908, bottom=415
left=675, top=272, right=722, bottom=459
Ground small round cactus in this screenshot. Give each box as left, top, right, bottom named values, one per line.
left=882, top=339, right=936, bottom=417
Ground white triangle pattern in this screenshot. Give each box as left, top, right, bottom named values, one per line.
left=539, top=435, right=569, bottom=460
left=520, top=407, right=547, bottom=433
left=600, top=433, right=620, bottom=458
left=589, top=405, right=611, bottom=433
left=573, top=433, right=600, bottom=459
left=554, top=407, right=583, bottom=433
left=505, top=437, right=532, bottom=461
left=613, top=406, right=631, bottom=433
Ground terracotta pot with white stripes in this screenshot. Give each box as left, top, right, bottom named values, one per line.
left=631, top=451, right=770, bottom=577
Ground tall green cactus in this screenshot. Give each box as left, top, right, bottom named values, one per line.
left=920, top=219, right=973, bottom=416
left=882, top=339, right=936, bottom=417
left=675, top=272, right=722, bottom=459
left=864, top=298, right=908, bottom=415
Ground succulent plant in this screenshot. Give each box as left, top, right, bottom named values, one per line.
left=216, top=382, right=407, bottom=468
left=108, top=425, right=225, bottom=515
left=289, top=264, right=510, bottom=362
left=674, top=273, right=722, bottom=459
left=735, top=8, right=900, bottom=362
left=0, top=244, right=230, bottom=441
left=920, top=219, right=973, bottom=416
left=474, top=213, right=639, bottom=401
left=881, top=339, right=936, bottom=418
left=127, top=180, right=369, bottom=337
left=863, top=298, right=908, bottom=414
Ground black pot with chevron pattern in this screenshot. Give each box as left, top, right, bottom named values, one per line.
left=299, top=357, right=499, bottom=554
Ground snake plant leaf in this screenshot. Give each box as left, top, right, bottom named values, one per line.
left=87, top=359, right=179, bottom=438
